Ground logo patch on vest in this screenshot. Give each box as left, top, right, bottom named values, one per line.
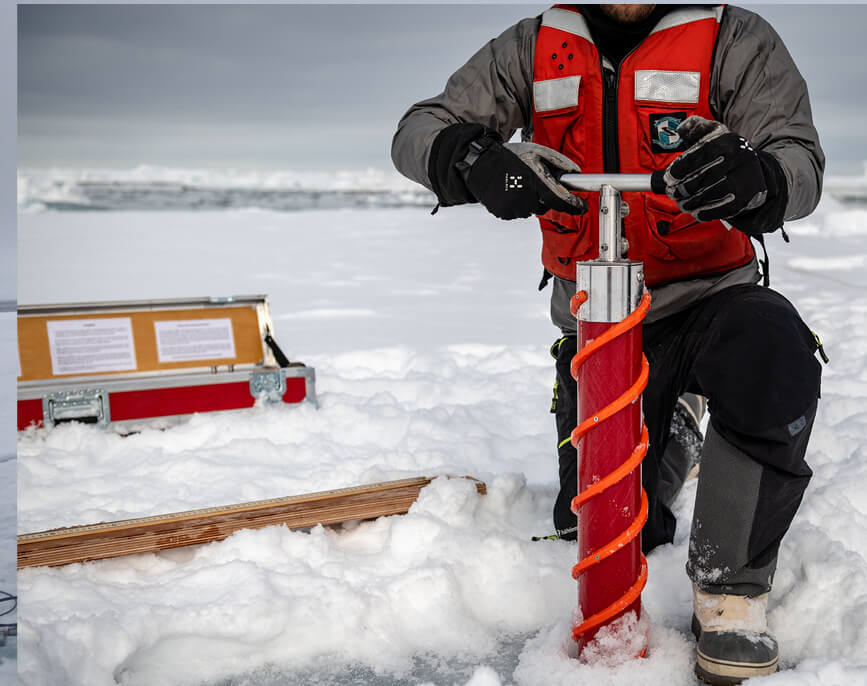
left=649, top=112, right=687, bottom=153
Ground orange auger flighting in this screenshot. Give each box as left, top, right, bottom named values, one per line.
left=570, top=289, right=650, bottom=650
left=559, top=174, right=656, bottom=658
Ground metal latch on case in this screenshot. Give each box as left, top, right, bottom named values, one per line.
left=249, top=369, right=286, bottom=401
left=44, top=389, right=110, bottom=427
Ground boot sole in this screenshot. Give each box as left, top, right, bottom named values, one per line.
left=691, top=614, right=778, bottom=685
left=695, top=652, right=778, bottom=685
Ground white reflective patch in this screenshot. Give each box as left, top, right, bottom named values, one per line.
left=650, top=6, right=723, bottom=34
left=635, top=70, right=700, bottom=104
left=541, top=7, right=593, bottom=43
left=534, top=76, right=581, bottom=113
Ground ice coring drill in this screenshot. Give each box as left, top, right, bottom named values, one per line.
left=558, top=173, right=656, bottom=659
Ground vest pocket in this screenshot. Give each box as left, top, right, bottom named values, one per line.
left=643, top=194, right=729, bottom=261
left=634, top=102, right=697, bottom=170
left=532, top=77, right=586, bottom=170
left=534, top=76, right=582, bottom=117
left=540, top=201, right=594, bottom=264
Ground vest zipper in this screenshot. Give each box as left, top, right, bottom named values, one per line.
left=600, top=46, right=639, bottom=250
left=600, top=44, right=640, bottom=172
left=602, top=66, right=620, bottom=172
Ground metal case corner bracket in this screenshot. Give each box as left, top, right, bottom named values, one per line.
left=249, top=369, right=287, bottom=401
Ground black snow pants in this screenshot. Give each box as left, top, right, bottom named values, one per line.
left=552, top=283, right=822, bottom=595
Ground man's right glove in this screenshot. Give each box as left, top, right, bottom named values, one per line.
left=428, top=123, right=587, bottom=220
left=650, top=116, right=788, bottom=235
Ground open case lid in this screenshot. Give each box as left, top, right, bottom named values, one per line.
left=17, top=294, right=280, bottom=384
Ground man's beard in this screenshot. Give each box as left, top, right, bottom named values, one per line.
left=598, top=4, right=658, bottom=24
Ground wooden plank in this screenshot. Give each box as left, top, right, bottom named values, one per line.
left=18, top=305, right=264, bottom=381
left=18, top=476, right=486, bottom=569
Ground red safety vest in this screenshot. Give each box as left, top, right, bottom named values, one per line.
left=532, top=4, right=755, bottom=285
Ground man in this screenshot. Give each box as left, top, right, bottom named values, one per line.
left=392, top=4, right=824, bottom=684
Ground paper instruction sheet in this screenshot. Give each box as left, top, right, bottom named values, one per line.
left=47, top=318, right=137, bottom=376
left=154, top=318, right=236, bottom=363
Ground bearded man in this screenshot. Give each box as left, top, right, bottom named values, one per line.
left=392, top=5, right=825, bottom=683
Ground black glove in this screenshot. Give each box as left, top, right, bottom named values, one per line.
left=650, top=116, right=788, bottom=234
left=428, top=123, right=587, bottom=220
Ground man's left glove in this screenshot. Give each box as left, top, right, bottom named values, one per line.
left=650, top=116, right=788, bottom=234
left=428, top=123, right=587, bottom=220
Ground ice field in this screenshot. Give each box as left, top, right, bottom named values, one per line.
left=14, top=173, right=867, bottom=685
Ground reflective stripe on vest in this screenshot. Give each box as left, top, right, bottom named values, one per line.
left=532, top=4, right=754, bottom=286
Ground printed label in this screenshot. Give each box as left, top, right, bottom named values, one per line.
left=154, top=318, right=236, bottom=363
left=47, top=318, right=137, bottom=376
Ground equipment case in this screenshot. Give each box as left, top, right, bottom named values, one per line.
left=17, top=295, right=316, bottom=431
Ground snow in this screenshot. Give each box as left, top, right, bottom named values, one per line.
left=15, top=191, right=867, bottom=686
left=0, top=312, right=17, bottom=679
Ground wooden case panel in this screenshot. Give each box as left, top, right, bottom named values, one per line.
left=18, top=305, right=264, bottom=381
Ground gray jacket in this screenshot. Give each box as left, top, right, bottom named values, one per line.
left=391, top=5, right=825, bottom=330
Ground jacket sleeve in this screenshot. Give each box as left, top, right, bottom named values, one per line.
left=711, top=6, right=825, bottom=222
left=390, top=17, right=539, bottom=193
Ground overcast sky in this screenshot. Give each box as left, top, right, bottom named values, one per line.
left=16, top=4, right=867, bottom=175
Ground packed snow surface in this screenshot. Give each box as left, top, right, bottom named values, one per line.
left=0, top=313, right=17, bottom=679
left=16, top=192, right=867, bottom=686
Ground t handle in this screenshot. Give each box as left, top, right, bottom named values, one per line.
left=558, top=173, right=655, bottom=192
left=559, top=173, right=664, bottom=263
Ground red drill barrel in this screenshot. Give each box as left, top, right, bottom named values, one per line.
left=559, top=176, right=652, bottom=658
left=574, top=318, right=644, bottom=652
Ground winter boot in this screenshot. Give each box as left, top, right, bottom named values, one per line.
left=692, top=585, right=779, bottom=685
left=679, top=393, right=706, bottom=481
left=658, top=393, right=706, bottom=507
left=678, top=392, right=706, bottom=427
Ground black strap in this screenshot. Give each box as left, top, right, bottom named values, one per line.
left=455, top=133, right=502, bottom=184
left=813, top=331, right=830, bottom=364
left=538, top=268, right=553, bottom=291
left=264, top=329, right=291, bottom=368
left=531, top=525, right=578, bottom=542
left=753, top=234, right=771, bottom=287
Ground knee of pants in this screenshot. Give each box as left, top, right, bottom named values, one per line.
left=694, top=288, right=821, bottom=438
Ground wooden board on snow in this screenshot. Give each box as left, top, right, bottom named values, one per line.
left=18, top=476, right=486, bottom=569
